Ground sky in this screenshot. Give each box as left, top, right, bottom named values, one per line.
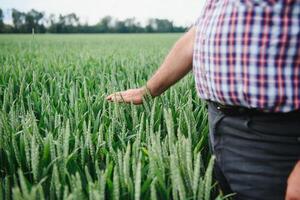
left=1, top=0, right=206, bottom=26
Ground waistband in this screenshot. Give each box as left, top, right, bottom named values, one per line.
left=207, top=100, right=300, bottom=117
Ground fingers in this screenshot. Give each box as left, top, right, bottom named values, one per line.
left=106, top=92, right=125, bottom=102
left=106, top=94, right=113, bottom=100
left=285, top=162, right=300, bottom=200
left=106, top=89, right=144, bottom=105
left=106, top=92, right=121, bottom=100
left=285, top=190, right=300, bottom=200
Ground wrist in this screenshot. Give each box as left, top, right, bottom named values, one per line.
left=143, top=84, right=155, bottom=97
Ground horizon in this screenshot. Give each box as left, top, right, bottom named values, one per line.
left=1, top=0, right=206, bottom=27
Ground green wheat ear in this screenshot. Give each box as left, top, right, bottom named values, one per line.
left=0, top=35, right=221, bottom=200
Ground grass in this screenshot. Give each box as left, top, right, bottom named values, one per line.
left=0, top=34, right=224, bottom=200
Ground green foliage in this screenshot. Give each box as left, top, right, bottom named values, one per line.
left=0, top=8, right=187, bottom=33
left=11, top=9, right=45, bottom=33
left=0, top=34, right=222, bottom=199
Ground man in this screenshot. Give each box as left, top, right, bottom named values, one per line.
left=106, top=0, right=300, bottom=199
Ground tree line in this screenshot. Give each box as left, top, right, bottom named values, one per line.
left=0, top=8, right=188, bottom=34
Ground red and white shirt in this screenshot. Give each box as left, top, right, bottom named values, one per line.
left=193, top=0, right=300, bottom=112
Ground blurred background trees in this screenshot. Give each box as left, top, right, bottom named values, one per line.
left=0, top=8, right=4, bottom=33
left=0, top=8, right=187, bottom=33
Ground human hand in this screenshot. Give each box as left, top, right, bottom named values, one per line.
left=286, top=161, right=300, bottom=200
left=106, top=87, right=147, bottom=105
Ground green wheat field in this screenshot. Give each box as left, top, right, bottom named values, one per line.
left=0, top=34, right=226, bottom=200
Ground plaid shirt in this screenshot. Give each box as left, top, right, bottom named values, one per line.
left=193, top=0, right=300, bottom=112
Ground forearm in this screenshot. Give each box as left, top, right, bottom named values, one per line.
left=146, top=26, right=196, bottom=97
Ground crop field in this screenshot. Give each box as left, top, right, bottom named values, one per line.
left=0, top=34, right=224, bottom=200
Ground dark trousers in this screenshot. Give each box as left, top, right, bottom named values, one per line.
left=207, top=101, right=300, bottom=200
